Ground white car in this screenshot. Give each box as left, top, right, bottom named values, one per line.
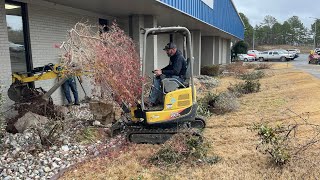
left=9, top=42, right=25, bottom=52
left=238, top=54, right=255, bottom=62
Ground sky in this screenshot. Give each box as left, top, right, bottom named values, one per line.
left=232, top=0, right=320, bottom=29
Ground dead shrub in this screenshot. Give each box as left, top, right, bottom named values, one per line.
left=255, top=63, right=272, bottom=70
left=149, top=132, right=219, bottom=167
left=59, top=22, right=143, bottom=107
left=225, top=62, right=248, bottom=76
left=211, top=92, right=239, bottom=114
left=198, top=92, right=239, bottom=115
left=201, top=65, right=221, bottom=76
left=244, top=63, right=258, bottom=69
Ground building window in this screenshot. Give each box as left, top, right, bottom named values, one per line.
left=99, top=18, right=109, bottom=33
left=5, top=0, right=32, bottom=73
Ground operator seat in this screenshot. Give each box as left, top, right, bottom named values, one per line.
left=161, top=58, right=190, bottom=94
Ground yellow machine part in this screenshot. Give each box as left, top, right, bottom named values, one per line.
left=11, top=64, right=84, bottom=83
left=146, top=87, right=194, bottom=124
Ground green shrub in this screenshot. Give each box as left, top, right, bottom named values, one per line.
left=239, top=71, right=265, bottom=80
left=197, top=101, right=213, bottom=117
left=252, top=124, right=291, bottom=165
left=228, top=80, right=261, bottom=97
left=197, top=93, right=217, bottom=117
left=201, top=65, right=220, bottom=76
left=149, top=132, right=216, bottom=166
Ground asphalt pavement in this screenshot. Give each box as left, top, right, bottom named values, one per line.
left=291, top=54, right=320, bottom=79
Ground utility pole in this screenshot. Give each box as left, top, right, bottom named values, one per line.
left=252, top=29, right=255, bottom=50
left=310, top=17, right=319, bottom=49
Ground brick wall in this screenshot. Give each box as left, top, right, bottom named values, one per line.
left=28, top=3, right=99, bottom=105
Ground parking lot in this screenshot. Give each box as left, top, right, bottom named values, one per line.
left=291, top=54, right=320, bottom=79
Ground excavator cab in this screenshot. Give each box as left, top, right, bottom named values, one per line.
left=114, top=27, right=205, bottom=143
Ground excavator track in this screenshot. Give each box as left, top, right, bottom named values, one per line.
left=125, top=117, right=206, bottom=144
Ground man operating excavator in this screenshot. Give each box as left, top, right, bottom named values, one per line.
left=147, top=42, right=187, bottom=107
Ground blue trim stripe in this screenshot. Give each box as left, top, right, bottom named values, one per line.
left=159, top=0, right=244, bottom=39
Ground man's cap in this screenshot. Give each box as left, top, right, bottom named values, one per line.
left=163, top=42, right=177, bottom=50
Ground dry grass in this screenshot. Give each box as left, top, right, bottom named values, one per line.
left=60, top=62, right=320, bottom=180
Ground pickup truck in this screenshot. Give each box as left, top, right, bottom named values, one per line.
left=258, top=50, right=294, bottom=62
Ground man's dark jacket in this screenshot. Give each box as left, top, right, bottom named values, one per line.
left=161, top=50, right=187, bottom=79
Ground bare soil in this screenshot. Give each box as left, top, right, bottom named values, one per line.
left=59, top=63, right=320, bottom=180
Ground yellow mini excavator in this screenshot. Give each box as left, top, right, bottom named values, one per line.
left=8, top=63, right=67, bottom=103
left=111, top=27, right=206, bottom=144
left=8, top=26, right=205, bottom=144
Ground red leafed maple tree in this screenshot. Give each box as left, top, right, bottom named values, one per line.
left=59, top=22, right=144, bottom=106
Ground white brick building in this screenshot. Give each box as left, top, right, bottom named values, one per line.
left=0, top=0, right=244, bottom=107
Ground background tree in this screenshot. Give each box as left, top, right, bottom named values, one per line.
left=311, top=19, right=320, bottom=47
left=239, top=13, right=253, bottom=47
left=287, top=16, right=306, bottom=45
left=239, top=13, right=315, bottom=48
left=231, top=40, right=249, bottom=59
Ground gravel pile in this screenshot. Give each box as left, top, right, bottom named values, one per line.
left=0, top=129, right=125, bottom=180
left=0, top=103, right=126, bottom=180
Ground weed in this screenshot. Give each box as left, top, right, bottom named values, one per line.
left=201, top=65, right=221, bottom=76
left=75, top=127, right=99, bottom=144
left=239, top=71, right=265, bottom=80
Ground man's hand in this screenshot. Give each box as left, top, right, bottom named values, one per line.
left=154, top=69, right=162, bottom=76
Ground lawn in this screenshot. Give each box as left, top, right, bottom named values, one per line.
left=60, top=63, right=320, bottom=180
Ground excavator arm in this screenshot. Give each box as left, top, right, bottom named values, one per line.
left=8, top=63, right=77, bottom=103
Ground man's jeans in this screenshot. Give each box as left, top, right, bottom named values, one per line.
left=149, top=75, right=183, bottom=104
left=62, top=78, right=79, bottom=104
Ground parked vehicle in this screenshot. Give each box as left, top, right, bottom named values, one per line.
left=288, top=49, right=300, bottom=54
left=309, top=51, right=320, bottom=64
left=238, top=54, right=255, bottom=62
left=287, top=49, right=299, bottom=59
left=258, top=50, right=294, bottom=62
left=9, top=42, right=25, bottom=52
left=247, top=50, right=259, bottom=60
